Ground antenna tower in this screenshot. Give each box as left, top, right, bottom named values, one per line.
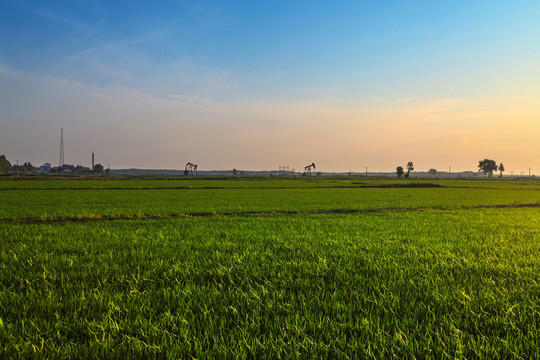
left=59, top=127, right=64, bottom=167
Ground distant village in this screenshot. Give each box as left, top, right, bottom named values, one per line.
left=0, top=155, right=107, bottom=175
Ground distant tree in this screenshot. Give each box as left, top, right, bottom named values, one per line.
left=12, top=162, right=35, bottom=173
left=478, top=159, right=498, bottom=178
left=93, top=164, right=104, bottom=173
left=396, top=166, right=404, bottom=178
left=52, top=164, right=77, bottom=173
left=428, top=168, right=437, bottom=176
left=23, top=162, right=36, bottom=172
left=499, top=163, right=505, bottom=177
left=0, top=155, right=12, bottom=173
left=74, top=165, right=91, bottom=173
left=232, top=168, right=238, bottom=176
left=406, top=162, right=414, bottom=178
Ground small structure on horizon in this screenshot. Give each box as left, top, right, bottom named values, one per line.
left=184, top=162, right=198, bottom=176
left=40, top=163, right=51, bottom=173
left=279, top=165, right=289, bottom=176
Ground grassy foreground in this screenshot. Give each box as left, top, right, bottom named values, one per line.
left=1, top=178, right=540, bottom=358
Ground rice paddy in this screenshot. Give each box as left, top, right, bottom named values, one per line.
left=1, top=177, right=539, bottom=358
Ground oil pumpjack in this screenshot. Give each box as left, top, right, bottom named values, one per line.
left=303, top=163, right=316, bottom=176
left=184, top=162, right=198, bottom=176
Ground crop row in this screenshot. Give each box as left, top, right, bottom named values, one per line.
left=2, top=186, right=540, bottom=221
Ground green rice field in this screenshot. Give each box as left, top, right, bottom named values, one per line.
left=1, top=177, right=540, bottom=358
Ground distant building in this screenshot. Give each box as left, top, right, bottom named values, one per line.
left=40, top=163, right=51, bottom=173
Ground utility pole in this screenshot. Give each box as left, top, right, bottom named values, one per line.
left=366, top=166, right=368, bottom=176
left=59, top=127, right=64, bottom=167
left=92, top=151, right=94, bottom=172
left=449, top=166, right=451, bottom=180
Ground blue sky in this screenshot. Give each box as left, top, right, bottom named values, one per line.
left=1, top=1, right=539, bottom=172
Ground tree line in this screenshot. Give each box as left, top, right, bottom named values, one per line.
left=0, top=155, right=105, bottom=174
left=0, top=154, right=512, bottom=178
left=396, top=159, right=506, bottom=178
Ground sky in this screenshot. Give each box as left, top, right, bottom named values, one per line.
left=1, top=0, right=539, bottom=173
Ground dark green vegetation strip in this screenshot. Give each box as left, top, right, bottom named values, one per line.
left=2, top=209, right=540, bottom=358
left=2, top=178, right=540, bottom=190
left=0, top=183, right=442, bottom=191
left=2, top=202, right=540, bottom=224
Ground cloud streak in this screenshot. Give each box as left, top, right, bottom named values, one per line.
left=16, top=0, right=103, bottom=32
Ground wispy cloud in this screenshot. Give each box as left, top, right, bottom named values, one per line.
left=17, top=0, right=103, bottom=32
